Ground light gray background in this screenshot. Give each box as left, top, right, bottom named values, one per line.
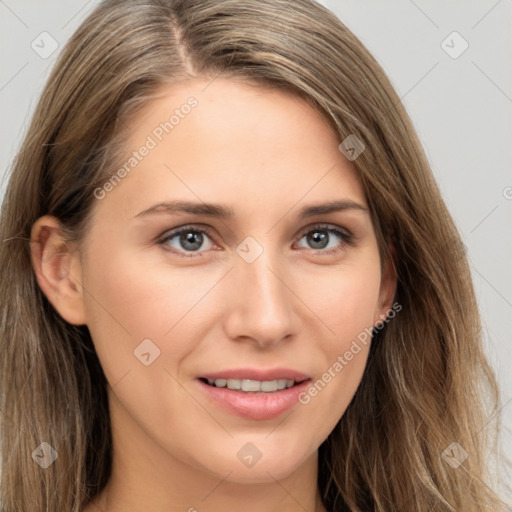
left=1, top=0, right=511, bottom=503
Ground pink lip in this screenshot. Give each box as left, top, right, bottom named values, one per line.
left=199, top=367, right=310, bottom=382
left=196, top=377, right=311, bottom=420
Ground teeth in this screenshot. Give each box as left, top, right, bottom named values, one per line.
left=260, top=380, right=278, bottom=392
left=226, top=379, right=241, bottom=389
left=242, top=379, right=261, bottom=392
left=206, top=378, right=300, bottom=392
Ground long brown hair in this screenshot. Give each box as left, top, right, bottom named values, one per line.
left=0, top=0, right=508, bottom=510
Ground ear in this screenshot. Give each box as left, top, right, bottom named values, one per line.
left=29, top=215, right=87, bottom=325
left=373, top=241, right=398, bottom=325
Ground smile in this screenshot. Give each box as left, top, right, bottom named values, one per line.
left=196, top=376, right=312, bottom=420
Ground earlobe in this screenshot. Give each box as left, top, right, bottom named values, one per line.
left=29, top=215, right=87, bottom=326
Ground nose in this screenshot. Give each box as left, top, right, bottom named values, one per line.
left=222, top=245, right=299, bottom=349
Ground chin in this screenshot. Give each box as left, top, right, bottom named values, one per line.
left=196, top=443, right=310, bottom=484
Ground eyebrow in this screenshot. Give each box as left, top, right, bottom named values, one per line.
left=134, top=199, right=368, bottom=220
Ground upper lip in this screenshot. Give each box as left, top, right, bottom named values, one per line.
left=199, top=367, right=310, bottom=382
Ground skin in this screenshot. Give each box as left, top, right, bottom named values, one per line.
left=30, top=77, right=396, bottom=512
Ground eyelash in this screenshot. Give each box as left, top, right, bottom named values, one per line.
left=158, top=223, right=355, bottom=259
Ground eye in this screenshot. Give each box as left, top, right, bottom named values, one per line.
left=295, top=224, right=354, bottom=255
left=159, top=225, right=216, bottom=257
left=158, top=223, right=354, bottom=258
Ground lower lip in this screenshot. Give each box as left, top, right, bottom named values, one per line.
left=196, top=379, right=311, bottom=420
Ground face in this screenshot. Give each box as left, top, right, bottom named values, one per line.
left=68, top=78, right=395, bottom=484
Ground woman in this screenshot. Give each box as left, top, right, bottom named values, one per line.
left=0, top=0, right=508, bottom=510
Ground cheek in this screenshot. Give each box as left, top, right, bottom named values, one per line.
left=81, top=245, right=220, bottom=376
left=309, top=259, right=382, bottom=347
left=80, top=246, right=210, bottom=437
left=294, top=260, right=381, bottom=420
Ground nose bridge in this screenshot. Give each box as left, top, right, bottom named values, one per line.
left=247, top=248, right=287, bottom=310
left=226, top=238, right=296, bottom=346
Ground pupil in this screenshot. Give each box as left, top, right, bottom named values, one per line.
left=309, top=230, right=328, bottom=249
left=181, top=231, right=203, bottom=251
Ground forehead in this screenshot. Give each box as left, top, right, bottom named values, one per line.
left=93, top=77, right=367, bottom=222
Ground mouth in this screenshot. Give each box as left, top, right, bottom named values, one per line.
left=198, top=377, right=309, bottom=393
left=196, top=372, right=312, bottom=420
